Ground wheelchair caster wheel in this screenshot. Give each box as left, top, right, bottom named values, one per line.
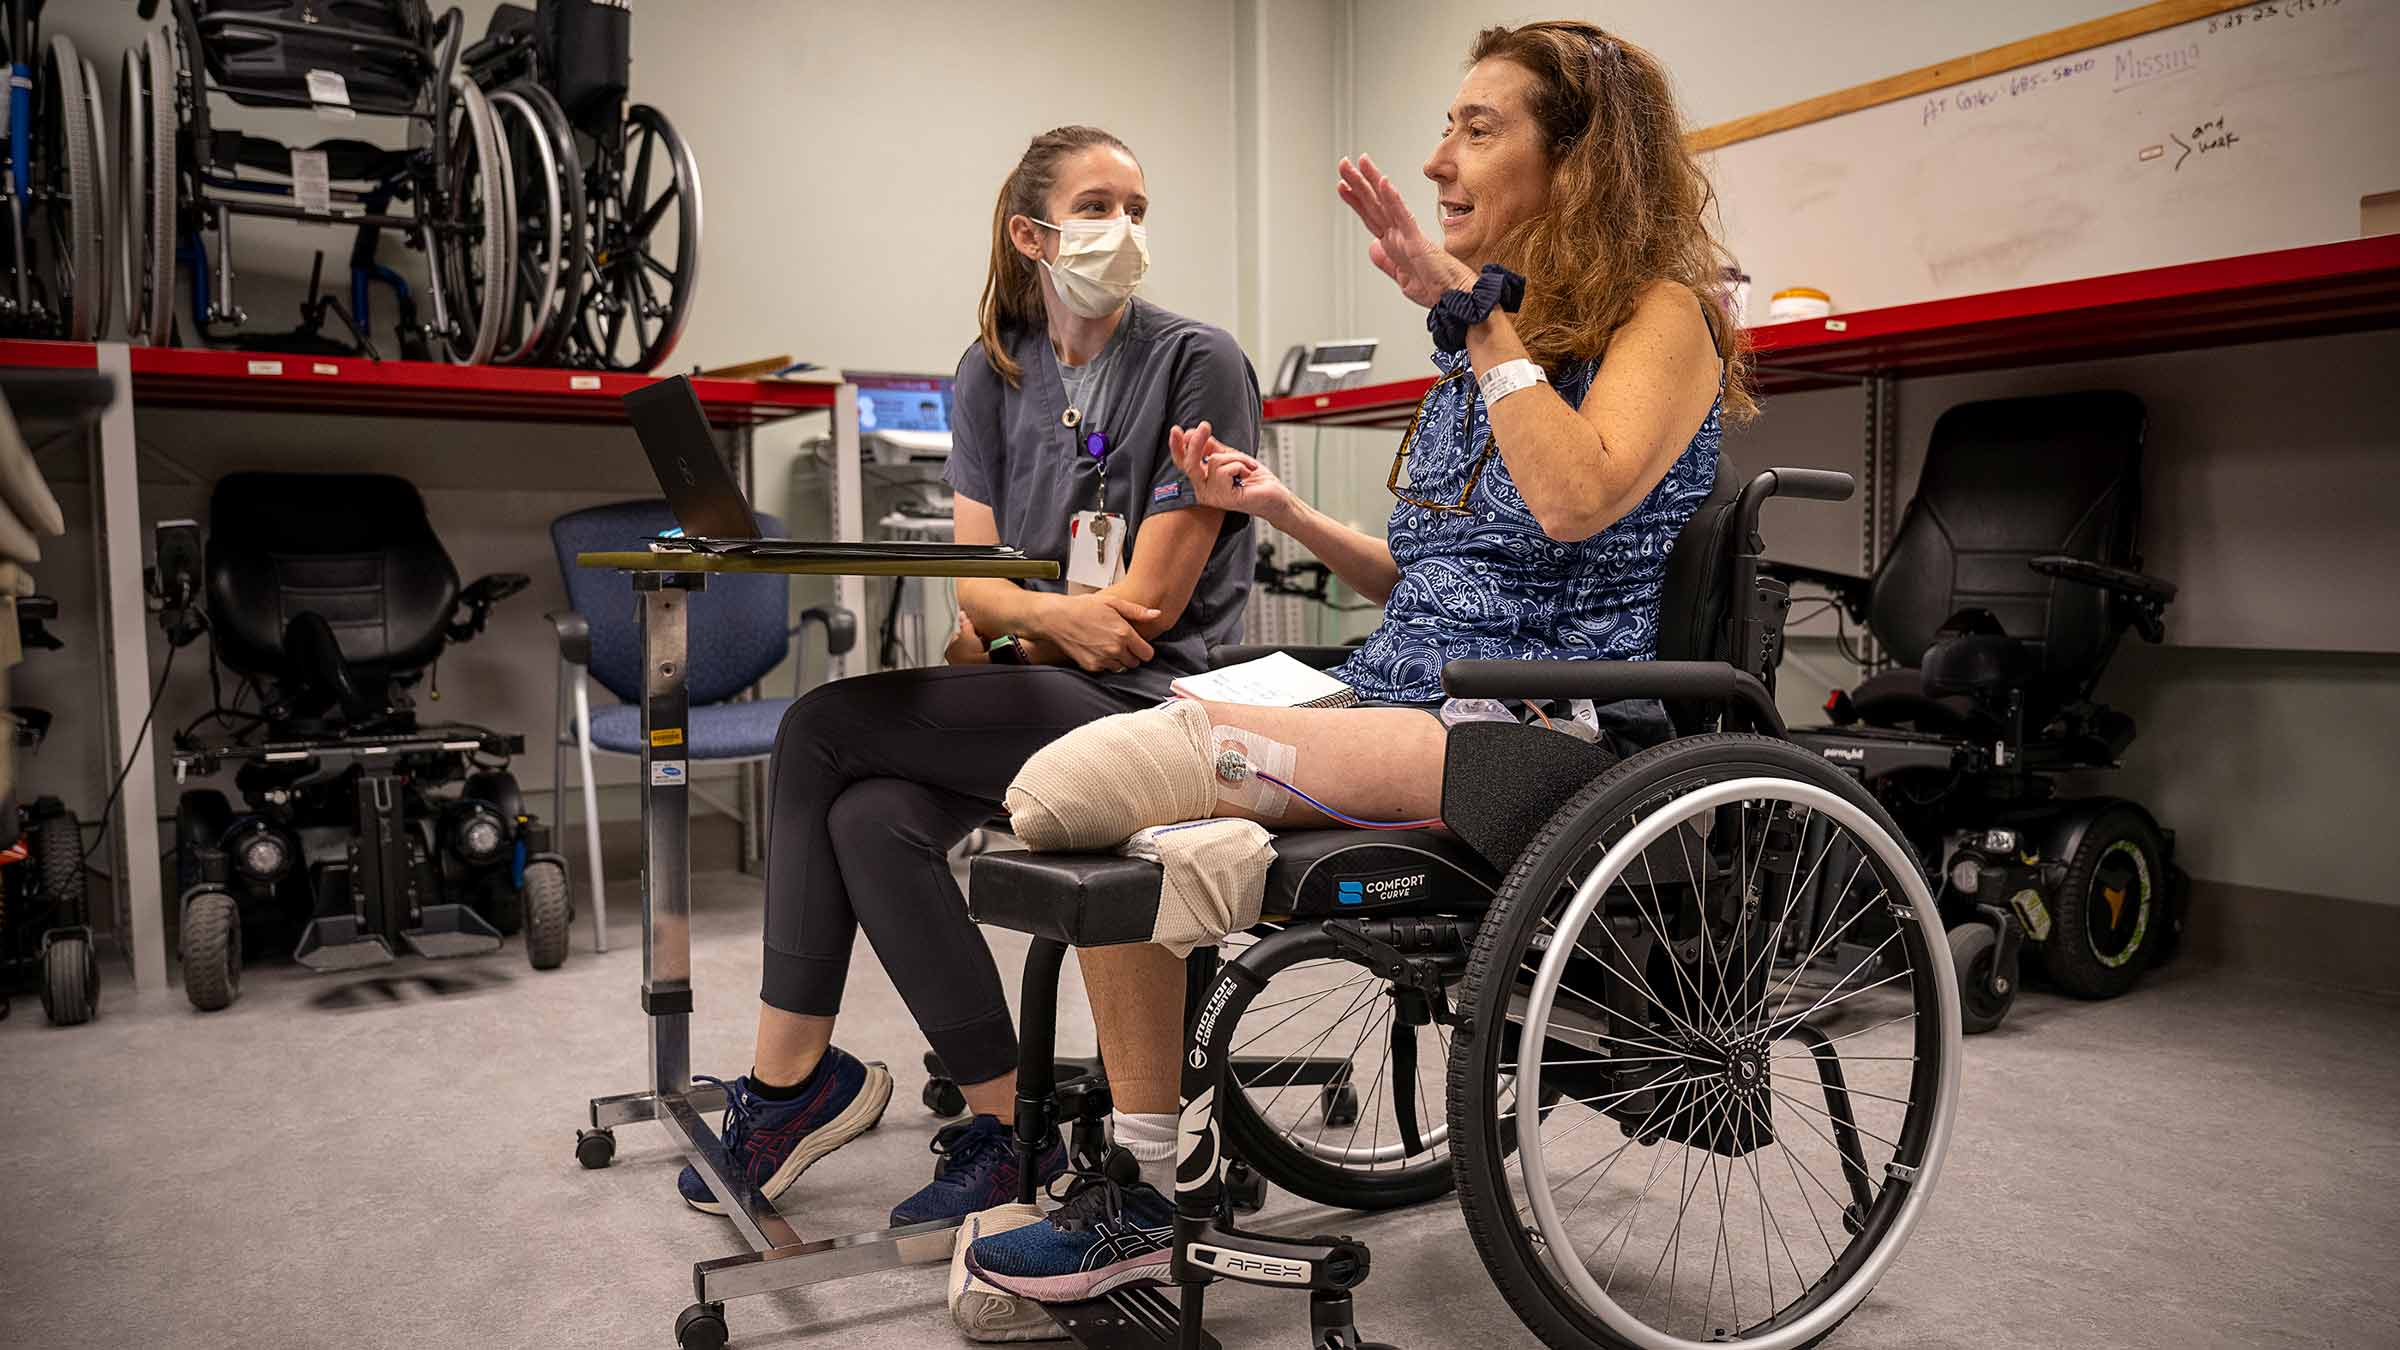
left=1949, top=924, right=2016, bottom=1036
left=1224, top=1158, right=1267, bottom=1215
left=674, top=1301, right=728, bottom=1350
left=1320, top=1082, right=1360, bottom=1129
left=575, top=1127, right=616, bottom=1170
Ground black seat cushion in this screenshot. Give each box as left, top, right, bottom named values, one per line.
left=969, top=829, right=1496, bottom=948
left=1921, top=632, right=2039, bottom=699
left=1849, top=666, right=1992, bottom=738
left=1863, top=391, right=2146, bottom=723
left=205, top=471, right=460, bottom=684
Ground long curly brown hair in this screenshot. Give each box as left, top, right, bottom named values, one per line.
left=1469, top=22, right=1755, bottom=422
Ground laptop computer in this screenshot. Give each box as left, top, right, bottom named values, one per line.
left=624, top=375, right=1023, bottom=562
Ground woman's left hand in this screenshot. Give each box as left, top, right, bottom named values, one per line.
left=945, top=609, right=988, bottom=665
left=1338, top=154, right=1475, bottom=309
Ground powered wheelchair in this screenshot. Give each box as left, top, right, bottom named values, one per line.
left=154, top=471, right=570, bottom=1012
left=1765, top=391, right=2185, bottom=1034
left=802, top=462, right=1962, bottom=1350
left=119, top=0, right=517, bottom=361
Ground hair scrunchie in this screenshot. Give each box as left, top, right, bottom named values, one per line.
left=1428, top=264, right=1527, bottom=353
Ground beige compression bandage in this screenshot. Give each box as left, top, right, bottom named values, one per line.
left=1006, top=698, right=1219, bottom=850
left=1119, top=819, right=1276, bottom=957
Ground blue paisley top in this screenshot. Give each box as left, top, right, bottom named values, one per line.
left=1333, top=347, right=1722, bottom=704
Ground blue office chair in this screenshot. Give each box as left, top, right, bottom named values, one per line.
left=547, top=500, right=854, bottom=952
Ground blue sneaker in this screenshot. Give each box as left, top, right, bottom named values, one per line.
left=889, top=1114, right=1069, bottom=1227
left=964, top=1174, right=1178, bottom=1303
left=677, top=1049, right=894, bottom=1215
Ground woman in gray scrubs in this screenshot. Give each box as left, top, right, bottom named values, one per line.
left=669, top=125, right=1260, bottom=1229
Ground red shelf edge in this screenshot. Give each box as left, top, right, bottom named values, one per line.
left=0, top=339, right=836, bottom=426
left=1265, top=236, right=2400, bottom=427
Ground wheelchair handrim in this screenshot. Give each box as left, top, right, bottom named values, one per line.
left=1515, top=775, right=1963, bottom=1350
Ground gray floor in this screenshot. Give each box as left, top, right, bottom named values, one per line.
left=3, top=870, right=2395, bottom=1350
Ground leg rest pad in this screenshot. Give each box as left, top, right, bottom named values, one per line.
left=969, top=852, right=1163, bottom=948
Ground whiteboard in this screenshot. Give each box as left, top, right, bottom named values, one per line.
left=1707, top=0, right=2400, bottom=319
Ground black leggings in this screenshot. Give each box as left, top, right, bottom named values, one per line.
left=761, top=664, right=1152, bottom=1087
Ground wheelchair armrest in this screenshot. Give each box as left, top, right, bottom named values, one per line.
left=794, top=604, right=858, bottom=658
left=1761, top=561, right=1871, bottom=619
left=547, top=610, right=591, bottom=667
left=1442, top=659, right=1786, bottom=736
left=2030, top=555, right=2176, bottom=642
left=1207, top=644, right=1356, bottom=671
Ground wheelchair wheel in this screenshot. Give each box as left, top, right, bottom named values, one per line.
left=1947, top=923, right=2014, bottom=1035
left=36, top=34, right=107, bottom=340
left=1449, top=734, right=1961, bottom=1350
left=41, top=931, right=99, bottom=1026
left=569, top=104, right=700, bottom=372
left=498, top=81, right=586, bottom=364
left=426, top=76, right=515, bottom=364
left=520, top=858, right=570, bottom=971
left=1214, top=924, right=1462, bottom=1212
left=484, top=86, right=570, bottom=365
left=2041, top=804, right=2165, bottom=1000
left=181, top=889, right=243, bottom=1013
left=118, top=30, right=179, bottom=345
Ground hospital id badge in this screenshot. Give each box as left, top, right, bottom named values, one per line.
left=1066, top=510, right=1126, bottom=591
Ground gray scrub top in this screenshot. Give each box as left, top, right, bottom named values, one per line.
left=945, top=298, right=1259, bottom=699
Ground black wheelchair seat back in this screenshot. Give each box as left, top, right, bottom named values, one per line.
left=195, top=0, right=435, bottom=109
left=205, top=471, right=460, bottom=692
left=1655, top=455, right=1751, bottom=723
left=1868, top=390, right=2146, bottom=717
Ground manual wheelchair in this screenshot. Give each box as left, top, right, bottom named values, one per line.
left=1, top=0, right=111, bottom=340
left=749, top=461, right=1962, bottom=1350
left=1766, top=391, right=2185, bottom=1034
left=119, top=0, right=517, bottom=361
left=462, top=0, right=701, bottom=372
left=153, top=471, right=570, bottom=1012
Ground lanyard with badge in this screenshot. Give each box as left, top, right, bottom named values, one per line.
left=1061, top=344, right=1126, bottom=589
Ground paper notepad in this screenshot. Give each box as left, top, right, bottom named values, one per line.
left=1171, top=652, right=1359, bottom=709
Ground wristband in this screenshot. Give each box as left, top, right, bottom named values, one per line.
left=1477, top=358, right=1549, bottom=407
left=1428, top=264, right=1527, bottom=353
left=986, top=634, right=1028, bottom=666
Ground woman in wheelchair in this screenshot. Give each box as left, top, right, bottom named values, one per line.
left=964, top=19, right=1763, bottom=1302
left=669, top=127, right=1262, bottom=1229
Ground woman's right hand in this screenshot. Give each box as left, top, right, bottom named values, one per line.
left=1170, top=421, right=1295, bottom=527
left=1038, top=593, right=1160, bottom=674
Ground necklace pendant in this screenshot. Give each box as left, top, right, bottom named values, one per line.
left=1061, top=407, right=1082, bottom=429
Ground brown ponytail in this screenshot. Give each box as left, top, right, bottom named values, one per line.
left=977, top=125, right=1135, bottom=387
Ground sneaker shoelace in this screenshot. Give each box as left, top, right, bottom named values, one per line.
left=1043, top=1167, right=1135, bottom=1234
left=927, top=1119, right=1012, bottom=1181
left=694, top=1074, right=764, bottom=1161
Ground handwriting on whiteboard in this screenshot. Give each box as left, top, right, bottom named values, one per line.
left=1920, top=55, right=2100, bottom=126
left=2208, top=0, right=2343, bottom=35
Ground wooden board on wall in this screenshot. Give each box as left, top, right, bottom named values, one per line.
left=1701, top=0, right=2400, bottom=320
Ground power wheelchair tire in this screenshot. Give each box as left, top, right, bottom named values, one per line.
left=118, top=30, right=179, bottom=345
left=1215, top=926, right=1461, bottom=1212
left=181, top=889, right=243, bottom=1013
left=1947, top=923, right=2014, bottom=1036
left=520, top=859, right=570, bottom=971
left=2042, top=805, right=2165, bottom=1001
left=40, top=932, right=99, bottom=1027
left=1450, top=734, right=1962, bottom=1350
left=35, top=809, right=86, bottom=928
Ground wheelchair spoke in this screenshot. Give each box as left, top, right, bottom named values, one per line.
left=1768, top=1069, right=1914, bottom=1109
left=1762, top=855, right=1874, bottom=1025
left=1253, top=975, right=1382, bottom=1129
left=1236, top=973, right=1377, bottom=1029
left=1310, top=1001, right=1391, bottom=1158
left=1772, top=1084, right=1903, bottom=1153
left=1760, top=935, right=1910, bottom=1041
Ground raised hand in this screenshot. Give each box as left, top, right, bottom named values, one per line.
left=1338, top=154, right=1476, bottom=309
left=1170, top=421, right=1296, bottom=528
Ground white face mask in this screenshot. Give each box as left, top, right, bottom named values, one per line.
left=1034, top=215, right=1150, bottom=319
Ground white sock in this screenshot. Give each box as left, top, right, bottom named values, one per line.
left=1111, top=1109, right=1179, bottom=1193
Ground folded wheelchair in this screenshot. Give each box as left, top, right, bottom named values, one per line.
left=119, top=0, right=516, bottom=361
left=1765, top=391, right=2185, bottom=1034
left=153, top=471, right=569, bottom=1011
left=462, top=0, right=702, bottom=371
left=2, top=0, right=111, bottom=340
left=657, top=463, right=1964, bottom=1350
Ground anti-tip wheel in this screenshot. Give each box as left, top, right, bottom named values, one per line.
left=1224, top=1158, right=1267, bottom=1215
left=575, top=1127, right=616, bottom=1170
left=1950, top=922, right=2017, bottom=1036
left=674, top=1301, right=728, bottom=1350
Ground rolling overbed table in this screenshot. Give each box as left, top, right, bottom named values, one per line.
left=571, top=547, right=1056, bottom=1347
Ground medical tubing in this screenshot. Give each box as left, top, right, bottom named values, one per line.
left=1253, top=771, right=1440, bottom=831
